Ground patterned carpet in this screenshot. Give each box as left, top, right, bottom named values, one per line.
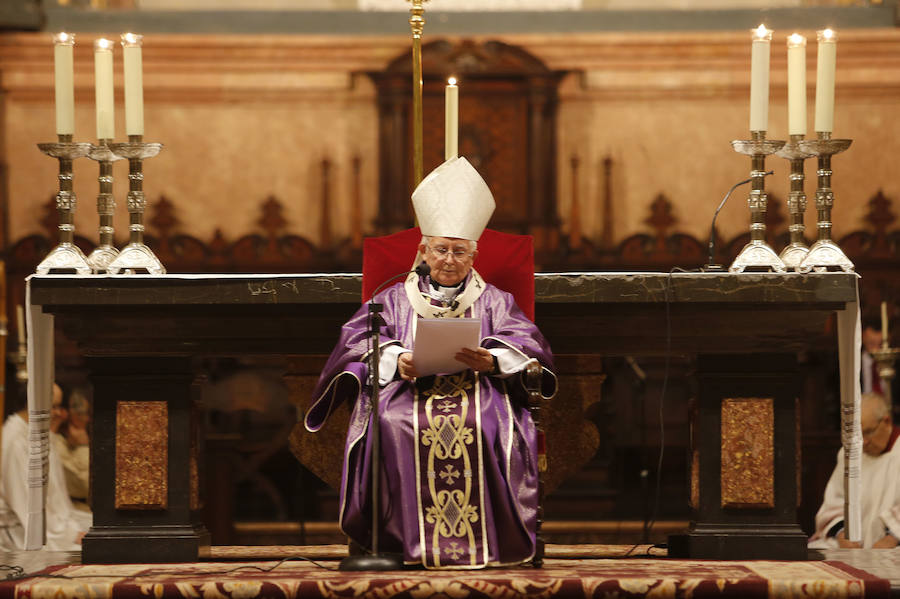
left=0, top=556, right=889, bottom=598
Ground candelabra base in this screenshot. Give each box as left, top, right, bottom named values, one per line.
left=796, top=239, right=854, bottom=273
left=107, top=242, right=166, bottom=275
left=779, top=242, right=810, bottom=272
left=36, top=242, right=92, bottom=275
left=729, top=240, right=786, bottom=273
left=87, top=245, right=120, bottom=274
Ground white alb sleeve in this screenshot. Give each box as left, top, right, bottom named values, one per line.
left=379, top=344, right=410, bottom=386
left=488, top=347, right=529, bottom=378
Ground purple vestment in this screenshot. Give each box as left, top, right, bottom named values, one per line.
left=305, top=275, right=556, bottom=569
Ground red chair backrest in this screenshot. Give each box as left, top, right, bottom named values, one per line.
left=362, top=227, right=535, bottom=321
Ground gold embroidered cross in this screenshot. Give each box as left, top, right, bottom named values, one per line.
left=445, top=541, right=465, bottom=560
left=437, top=399, right=456, bottom=413
left=439, top=464, right=460, bottom=485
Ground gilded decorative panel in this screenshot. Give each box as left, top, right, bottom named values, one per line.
left=720, top=398, right=773, bottom=509
left=690, top=448, right=699, bottom=510
left=116, top=401, right=168, bottom=509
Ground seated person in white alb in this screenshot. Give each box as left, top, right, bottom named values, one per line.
left=51, top=386, right=91, bottom=508
left=0, top=384, right=92, bottom=551
left=809, top=391, right=900, bottom=549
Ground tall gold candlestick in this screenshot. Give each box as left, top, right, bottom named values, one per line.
left=408, top=0, right=427, bottom=188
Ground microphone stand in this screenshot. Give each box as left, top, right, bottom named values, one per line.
left=339, top=263, right=429, bottom=571
left=704, top=171, right=773, bottom=271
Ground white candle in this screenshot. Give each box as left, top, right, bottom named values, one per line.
left=749, top=24, right=772, bottom=133
left=814, top=28, right=837, bottom=134
left=53, top=32, right=75, bottom=136
left=121, top=32, right=144, bottom=137
left=882, top=301, right=889, bottom=343
left=787, top=33, right=807, bottom=136
left=94, top=38, right=115, bottom=140
left=445, top=77, right=458, bottom=161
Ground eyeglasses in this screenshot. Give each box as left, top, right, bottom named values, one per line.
left=428, top=245, right=472, bottom=259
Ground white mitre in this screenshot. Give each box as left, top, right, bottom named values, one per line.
left=411, top=156, right=495, bottom=241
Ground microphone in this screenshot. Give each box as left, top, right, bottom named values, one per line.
left=370, top=262, right=431, bottom=300
left=705, top=170, right=774, bottom=271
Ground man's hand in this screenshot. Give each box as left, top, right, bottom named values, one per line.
left=67, top=425, right=90, bottom=447
left=455, top=347, right=495, bottom=373
left=873, top=534, right=899, bottom=549
left=836, top=530, right=863, bottom=549
left=398, top=352, right=419, bottom=381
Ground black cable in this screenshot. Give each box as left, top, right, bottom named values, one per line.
left=622, top=267, right=694, bottom=558
left=707, top=171, right=773, bottom=269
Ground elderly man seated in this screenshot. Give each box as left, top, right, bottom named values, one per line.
left=809, top=391, right=900, bottom=549
left=0, top=383, right=92, bottom=551
left=305, top=156, right=557, bottom=569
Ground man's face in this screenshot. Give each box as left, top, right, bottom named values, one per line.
left=861, top=399, right=892, bottom=456
left=419, top=236, right=478, bottom=287
left=50, top=384, right=67, bottom=433
left=863, top=326, right=883, bottom=354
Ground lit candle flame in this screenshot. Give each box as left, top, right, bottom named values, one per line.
left=753, top=24, right=771, bottom=41
left=121, top=32, right=142, bottom=47
left=95, top=38, right=113, bottom=51
left=448, top=76, right=457, bottom=86
left=820, top=28, right=836, bottom=42
left=787, top=33, right=806, bottom=48
left=53, top=31, right=74, bottom=45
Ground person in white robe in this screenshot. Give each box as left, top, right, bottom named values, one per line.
left=0, top=385, right=92, bottom=551
left=51, top=387, right=91, bottom=507
left=809, top=391, right=900, bottom=549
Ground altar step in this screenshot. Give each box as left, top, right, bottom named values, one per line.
left=231, top=519, right=689, bottom=547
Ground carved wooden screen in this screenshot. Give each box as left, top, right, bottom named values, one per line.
left=368, top=40, right=564, bottom=248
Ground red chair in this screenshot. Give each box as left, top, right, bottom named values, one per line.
left=362, top=227, right=535, bottom=322
left=362, top=227, right=546, bottom=566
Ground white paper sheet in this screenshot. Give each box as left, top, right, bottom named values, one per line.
left=413, top=318, right=481, bottom=376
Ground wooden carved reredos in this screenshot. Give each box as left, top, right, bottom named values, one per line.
left=367, top=39, right=564, bottom=246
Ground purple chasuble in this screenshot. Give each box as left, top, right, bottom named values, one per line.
left=305, top=275, right=556, bottom=569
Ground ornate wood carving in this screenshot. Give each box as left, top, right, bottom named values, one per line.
left=367, top=39, right=564, bottom=242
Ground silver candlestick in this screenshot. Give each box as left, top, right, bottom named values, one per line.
left=107, top=135, right=165, bottom=275
left=775, top=135, right=814, bottom=270
left=36, top=135, right=93, bottom=275
left=796, top=132, right=854, bottom=273
left=729, top=131, right=786, bottom=273
left=86, top=140, right=123, bottom=273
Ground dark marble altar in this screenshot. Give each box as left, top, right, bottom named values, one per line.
left=28, top=272, right=857, bottom=562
